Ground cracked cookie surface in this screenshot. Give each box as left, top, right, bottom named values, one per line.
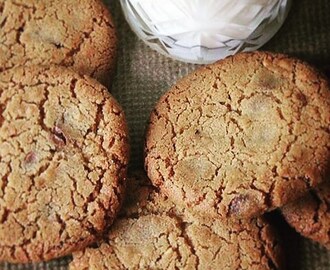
left=0, top=66, right=129, bottom=263
left=0, top=0, right=117, bottom=85
left=70, top=171, right=283, bottom=270
left=145, top=51, right=330, bottom=219
left=282, top=180, right=330, bottom=249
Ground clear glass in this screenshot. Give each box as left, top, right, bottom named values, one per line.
left=120, top=0, right=292, bottom=64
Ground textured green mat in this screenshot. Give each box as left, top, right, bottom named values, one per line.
left=2, top=0, right=330, bottom=269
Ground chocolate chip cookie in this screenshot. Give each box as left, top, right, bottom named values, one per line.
left=282, top=180, right=330, bottom=249
left=0, top=0, right=117, bottom=85
left=0, top=66, right=129, bottom=263
left=69, top=171, right=283, bottom=270
left=145, top=51, right=330, bottom=219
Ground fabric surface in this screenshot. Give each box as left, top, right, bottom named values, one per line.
left=1, top=0, right=330, bottom=269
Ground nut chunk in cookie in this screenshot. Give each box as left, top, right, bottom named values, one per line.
left=145, top=51, right=330, bottom=219
left=0, top=66, right=129, bottom=263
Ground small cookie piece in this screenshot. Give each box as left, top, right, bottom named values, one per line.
left=282, top=180, right=330, bottom=249
left=0, top=66, right=129, bottom=263
left=0, top=0, right=117, bottom=85
left=70, top=171, right=283, bottom=270
left=145, top=51, right=330, bottom=219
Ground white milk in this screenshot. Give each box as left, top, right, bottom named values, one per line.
left=122, top=0, right=291, bottom=63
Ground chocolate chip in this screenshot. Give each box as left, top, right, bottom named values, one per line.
left=24, top=151, right=36, bottom=164
left=54, top=42, right=64, bottom=49
left=296, top=92, right=308, bottom=106
left=229, top=194, right=249, bottom=216
left=51, top=126, right=67, bottom=147
left=256, top=73, right=278, bottom=90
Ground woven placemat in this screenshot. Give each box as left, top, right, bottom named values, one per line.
left=2, top=0, right=330, bottom=269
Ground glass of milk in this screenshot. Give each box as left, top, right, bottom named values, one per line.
left=120, top=0, right=292, bottom=64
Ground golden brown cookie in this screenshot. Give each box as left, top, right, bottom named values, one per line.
left=0, top=66, right=129, bottom=263
left=70, top=171, right=283, bottom=270
left=145, top=51, right=330, bottom=219
left=0, top=0, right=117, bottom=85
left=282, top=180, right=330, bottom=249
